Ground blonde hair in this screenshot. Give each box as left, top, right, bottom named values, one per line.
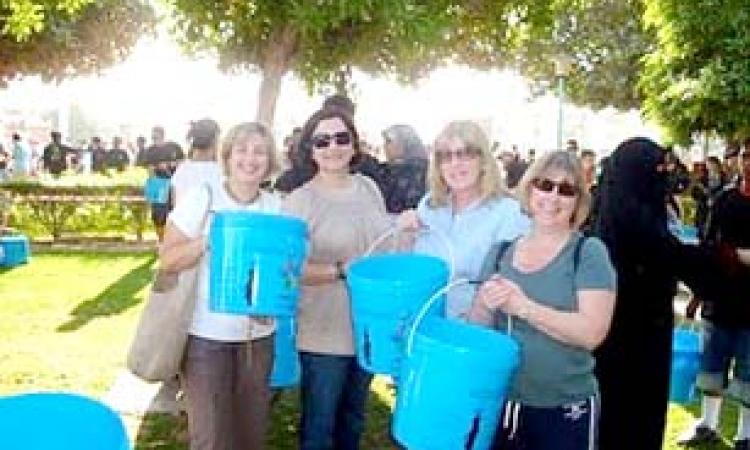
left=516, top=150, right=591, bottom=229
left=220, top=122, right=279, bottom=180
left=427, top=120, right=506, bottom=207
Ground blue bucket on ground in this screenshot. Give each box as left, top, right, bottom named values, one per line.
left=209, top=211, right=308, bottom=317
left=0, top=392, right=129, bottom=450
left=0, top=234, right=30, bottom=267
left=393, top=317, right=520, bottom=450
left=346, top=253, right=449, bottom=376
left=270, top=316, right=300, bottom=388
left=143, top=176, right=170, bottom=204
left=678, top=224, right=699, bottom=245
left=670, top=327, right=701, bottom=403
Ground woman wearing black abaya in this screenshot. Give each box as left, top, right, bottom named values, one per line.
left=592, top=138, right=711, bottom=450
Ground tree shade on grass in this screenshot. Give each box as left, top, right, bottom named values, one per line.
left=0, top=250, right=738, bottom=449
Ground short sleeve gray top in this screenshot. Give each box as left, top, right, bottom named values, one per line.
left=492, top=232, right=616, bottom=407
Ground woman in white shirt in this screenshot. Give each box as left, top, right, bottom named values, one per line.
left=159, top=122, right=280, bottom=450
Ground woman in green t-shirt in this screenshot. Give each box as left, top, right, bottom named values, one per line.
left=469, top=150, right=617, bottom=450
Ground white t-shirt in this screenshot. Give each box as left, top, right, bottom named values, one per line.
left=171, top=161, right=223, bottom=205
left=168, top=184, right=281, bottom=342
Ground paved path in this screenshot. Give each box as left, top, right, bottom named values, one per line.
left=102, top=370, right=181, bottom=416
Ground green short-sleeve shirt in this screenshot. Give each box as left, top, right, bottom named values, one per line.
left=493, top=232, right=616, bottom=407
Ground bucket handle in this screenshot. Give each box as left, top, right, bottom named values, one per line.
left=675, top=315, right=700, bottom=333
left=365, top=225, right=456, bottom=280
left=405, top=278, right=514, bottom=357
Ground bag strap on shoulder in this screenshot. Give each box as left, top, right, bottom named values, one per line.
left=494, top=240, right=514, bottom=273
left=198, top=183, right=214, bottom=230
left=573, top=235, right=587, bottom=272
left=478, top=234, right=588, bottom=284
left=477, top=239, right=516, bottom=283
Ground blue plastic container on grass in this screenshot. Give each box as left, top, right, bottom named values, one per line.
left=209, top=211, right=308, bottom=317
left=0, top=392, right=129, bottom=450
left=270, top=316, right=300, bottom=388
left=678, top=224, right=699, bottom=245
left=346, top=253, right=449, bottom=376
left=0, top=234, right=30, bottom=267
left=670, top=327, right=701, bottom=403
left=393, top=317, right=520, bottom=450
left=143, top=176, right=170, bottom=204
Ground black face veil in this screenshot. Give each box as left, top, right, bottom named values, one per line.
left=592, top=137, right=669, bottom=262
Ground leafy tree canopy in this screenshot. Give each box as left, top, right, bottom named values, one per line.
left=166, top=0, right=560, bottom=124
left=168, top=1, right=526, bottom=86
left=166, top=0, right=655, bottom=123
left=514, top=0, right=652, bottom=111
left=2, top=0, right=93, bottom=41
left=640, top=0, right=750, bottom=145
left=0, top=0, right=156, bottom=86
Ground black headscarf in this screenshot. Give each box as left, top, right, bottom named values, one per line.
left=592, top=137, right=670, bottom=265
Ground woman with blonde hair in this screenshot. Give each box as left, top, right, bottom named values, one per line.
left=401, top=120, right=530, bottom=319
left=160, top=122, right=280, bottom=450
left=468, top=150, right=617, bottom=449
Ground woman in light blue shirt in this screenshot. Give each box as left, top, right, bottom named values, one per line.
left=402, top=121, right=530, bottom=319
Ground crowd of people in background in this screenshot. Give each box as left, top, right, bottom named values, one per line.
left=0, top=127, right=185, bottom=180
left=3, top=117, right=744, bottom=211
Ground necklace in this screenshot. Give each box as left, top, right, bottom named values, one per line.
left=224, top=181, right=261, bottom=205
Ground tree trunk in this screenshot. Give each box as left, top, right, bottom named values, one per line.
left=256, top=26, right=298, bottom=129
left=702, top=132, right=709, bottom=162
left=334, top=65, right=352, bottom=95
left=257, top=66, right=284, bottom=129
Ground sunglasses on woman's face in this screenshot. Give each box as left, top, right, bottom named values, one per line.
left=435, top=147, right=481, bottom=163
left=531, top=177, right=579, bottom=197
left=312, top=131, right=352, bottom=149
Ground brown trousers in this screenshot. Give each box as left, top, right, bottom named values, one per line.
left=183, top=334, right=274, bottom=450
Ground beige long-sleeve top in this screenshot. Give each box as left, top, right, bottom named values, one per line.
left=282, top=174, right=391, bottom=355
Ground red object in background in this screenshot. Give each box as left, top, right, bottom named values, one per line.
left=717, top=241, right=742, bottom=276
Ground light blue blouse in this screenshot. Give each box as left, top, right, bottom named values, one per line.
left=414, top=193, right=531, bottom=318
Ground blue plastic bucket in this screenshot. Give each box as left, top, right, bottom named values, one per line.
left=143, top=176, right=170, bottom=204
left=670, top=328, right=701, bottom=403
left=678, top=224, right=699, bottom=245
left=346, top=253, right=449, bottom=375
left=393, top=317, right=520, bottom=450
left=209, top=211, right=308, bottom=316
left=0, top=392, right=129, bottom=450
left=0, top=234, right=30, bottom=267
left=270, top=316, right=300, bottom=388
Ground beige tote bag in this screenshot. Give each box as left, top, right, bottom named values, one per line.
left=126, top=185, right=212, bottom=382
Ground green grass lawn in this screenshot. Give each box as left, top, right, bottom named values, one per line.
left=0, top=250, right=740, bottom=449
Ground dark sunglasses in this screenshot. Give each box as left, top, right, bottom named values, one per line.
left=531, top=177, right=579, bottom=197
left=312, top=131, right=352, bottom=149
left=435, top=147, right=481, bottom=163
